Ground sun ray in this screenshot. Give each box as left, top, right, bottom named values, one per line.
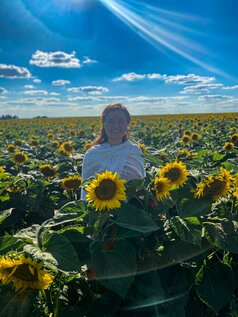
left=98, top=0, right=228, bottom=77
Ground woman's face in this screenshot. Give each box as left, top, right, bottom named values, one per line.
left=103, top=109, right=128, bottom=145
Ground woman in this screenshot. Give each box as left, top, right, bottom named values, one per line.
left=81, top=102, right=146, bottom=200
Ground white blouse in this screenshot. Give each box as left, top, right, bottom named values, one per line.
left=80, top=140, right=145, bottom=200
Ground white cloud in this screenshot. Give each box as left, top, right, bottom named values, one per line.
left=24, top=90, right=48, bottom=95
left=0, top=64, right=31, bottom=78
left=24, top=85, right=35, bottom=89
left=165, top=74, right=215, bottom=85
left=147, top=73, right=167, bottom=80
left=82, top=56, right=97, bottom=64
left=52, top=79, right=71, bottom=86
left=67, top=86, right=109, bottom=95
left=180, top=83, right=223, bottom=94
left=222, top=85, right=238, bottom=90
left=198, top=94, right=233, bottom=102
left=128, top=95, right=188, bottom=103
left=50, top=92, right=60, bottom=96
left=0, top=87, right=8, bottom=94
left=29, top=50, right=81, bottom=68
left=68, top=95, right=127, bottom=102
left=8, top=97, right=60, bottom=105
left=33, top=79, right=41, bottom=83
left=113, top=72, right=146, bottom=82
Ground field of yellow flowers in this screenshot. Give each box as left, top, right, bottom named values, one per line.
left=0, top=112, right=238, bottom=317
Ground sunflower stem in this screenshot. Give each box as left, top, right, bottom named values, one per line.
left=231, top=196, right=237, bottom=213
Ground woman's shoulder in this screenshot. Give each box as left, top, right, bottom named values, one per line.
left=127, top=140, right=143, bottom=154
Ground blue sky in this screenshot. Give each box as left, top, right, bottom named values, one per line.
left=0, top=0, right=238, bottom=118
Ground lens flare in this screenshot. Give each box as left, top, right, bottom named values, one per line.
left=98, top=0, right=227, bottom=76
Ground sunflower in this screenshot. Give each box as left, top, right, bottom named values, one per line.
left=85, top=170, right=126, bottom=211
left=13, top=151, right=28, bottom=165
left=62, top=175, right=82, bottom=191
left=191, top=133, right=201, bottom=142
left=84, top=141, right=93, bottom=151
left=7, top=144, right=15, bottom=153
left=40, top=164, right=57, bottom=178
left=223, top=142, right=234, bottom=152
left=193, top=172, right=232, bottom=202
left=137, top=143, right=146, bottom=154
left=30, top=139, right=39, bottom=147
left=184, top=130, right=191, bottom=136
left=0, top=166, right=5, bottom=173
left=159, top=161, right=189, bottom=188
left=0, top=255, right=53, bottom=293
left=181, top=135, right=191, bottom=144
left=51, top=140, right=60, bottom=149
left=153, top=177, right=171, bottom=201
left=47, top=132, right=54, bottom=139
left=70, top=130, right=76, bottom=137
left=230, top=133, right=238, bottom=144
left=60, top=141, right=74, bottom=155
left=233, top=174, right=238, bottom=198
left=15, top=139, right=23, bottom=147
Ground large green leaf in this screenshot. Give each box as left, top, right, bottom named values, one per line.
left=0, top=235, right=24, bottom=255
left=45, top=201, right=87, bottom=227
left=0, top=287, right=37, bottom=317
left=90, top=239, right=137, bottom=298
left=169, top=217, right=202, bottom=246
left=195, top=261, right=235, bottom=313
left=112, top=204, right=159, bottom=233
left=203, top=218, right=238, bottom=253
left=0, top=208, right=13, bottom=224
left=179, top=195, right=213, bottom=218
left=44, top=233, right=81, bottom=272
left=126, top=271, right=165, bottom=310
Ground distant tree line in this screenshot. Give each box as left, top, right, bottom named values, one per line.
left=0, top=114, right=19, bottom=120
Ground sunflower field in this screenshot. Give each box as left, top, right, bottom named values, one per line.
left=0, top=112, right=238, bottom=317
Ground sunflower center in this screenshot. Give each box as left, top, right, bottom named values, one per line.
left=15, top=154, right=25, bottom=163
left=155, top=182, right=163, bottom=192
left=95, top=179, right=117, bottom=200
left=204, top=179, right=226, bottom=196
left=13, top=264, right=38, bottom=282
left=164, top=168, right=181, bottom=182
left=64, top=144, right=73, bottom=151
left=65, top=179, right=81, bottom=189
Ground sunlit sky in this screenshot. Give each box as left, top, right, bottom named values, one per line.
left=0, top=0, right=238, bottom=118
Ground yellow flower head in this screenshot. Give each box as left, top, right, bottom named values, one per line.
left=232, top=173, right=238, bottom=198
left=137, top=143, right=146, bottom=154
left=84, top=141, right=93, bottom=151
left=15, top=140, right=23, bottom=147
left=230, top=133, right=238, bottom=144
left=85, top=170, right=126, bottom=211
left=191, top=133, right=201, bottom=142
left=159, top=161, right=189, bottom=188
left=0, top=166, right=5, bottom=173
left=181, top=135, right=191, bottom=144
left=193, top=170, right=232, bottom=202
left=184, top=130, right=191, bottom=136
left=223, top=142, right=234, bottom=152
left=7, top=144, right=15, bottom=153
left=51, top=140, right=60, bottom=149
left=40, top=164, right=57, bottom=178
left=47, top=132, right=54, bottom=139
left=153, top=177, right=171, bottom=201
left=60, top=142, right=74, bottom=155
left=62, top=175, right=82, bottom=191
left=13, top=151, right=28, bottom=165
left=30, top=139, right=39, bottom=147
left=0, top=255, right=53, bottom=293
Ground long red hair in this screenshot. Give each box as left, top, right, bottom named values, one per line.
left=90, top=103, right=131, bottom=147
